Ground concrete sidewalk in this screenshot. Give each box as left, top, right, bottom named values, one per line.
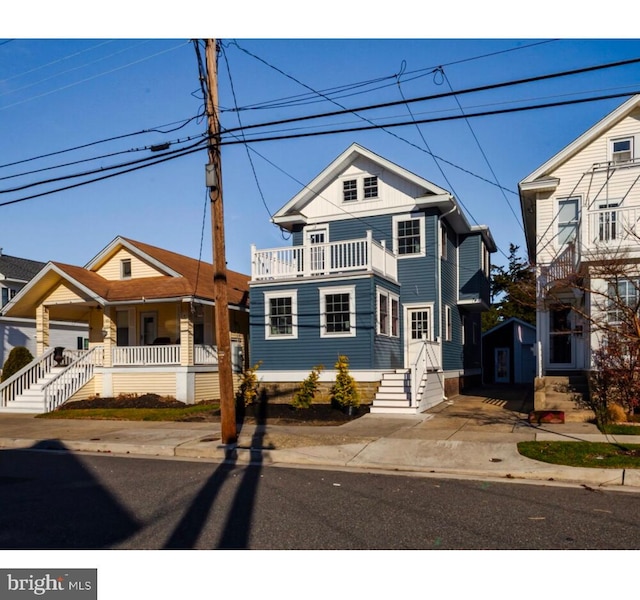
left=0, top=386, right=639, bottom=490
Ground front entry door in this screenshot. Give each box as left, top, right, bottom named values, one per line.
left=140, top=311, right=157, bottom=345
left=548, top=304, right=574, bottom=368
left=495, top=348, right=510, bottom=383
left=405, top=306, right=432, bottom=368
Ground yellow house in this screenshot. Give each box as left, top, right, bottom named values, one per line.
left=0, top=236, right=250, bottom=412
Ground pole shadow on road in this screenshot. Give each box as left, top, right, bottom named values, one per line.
left=163, top=392, right=268, bottom=549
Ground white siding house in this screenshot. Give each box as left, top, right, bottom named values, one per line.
left=519, top=94, right=640, bottom=375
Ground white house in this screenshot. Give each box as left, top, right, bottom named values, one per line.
left=519, top=94, right=640, bottom=378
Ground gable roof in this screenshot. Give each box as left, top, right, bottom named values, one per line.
left=0, top=253, right=45, bottom=283
left=482, top=317, right=536, bottom=338
left=1, top=237, right=249, bottom=319
left=518, top=94, right=640, bottom=259
left=272, top=143, right=496, bottom=250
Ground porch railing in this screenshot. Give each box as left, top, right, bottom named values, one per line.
left=43, top=346, right=104, bottom=412
left=112, top=345, right=180, bottom=366
left=0, top=347, right=57, bottom=406
left=251, top=231, right=397, bottom=281
left=195, top=344, right=218, bottom=365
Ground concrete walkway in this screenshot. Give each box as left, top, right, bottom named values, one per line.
left=1, top=385, right=639, bottom=490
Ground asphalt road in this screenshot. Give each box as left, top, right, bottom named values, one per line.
left=1, top=448, right=639, bottom=550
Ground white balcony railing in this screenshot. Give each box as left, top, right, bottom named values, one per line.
left=251, top=231, right=397, bottom=282
left=587, top=205, right=640, bottom=247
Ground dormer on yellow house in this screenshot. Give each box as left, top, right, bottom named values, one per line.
left=0, top=236, right=250, bottom=413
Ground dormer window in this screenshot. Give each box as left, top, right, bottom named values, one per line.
left=612, top=137, right=633, bottom=164
left=120, top=258, right=132, bottom=279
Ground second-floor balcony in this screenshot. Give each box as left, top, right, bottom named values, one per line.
left=251, top=231, right=398, bottom=282
left=586, top=205, right=640, bottom=248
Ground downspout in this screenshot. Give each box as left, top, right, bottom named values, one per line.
left=438, top=200, right=458, bottom=401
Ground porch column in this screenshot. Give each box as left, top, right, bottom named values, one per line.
left=180, top=303, right=194, bottom=367
left=102, top=307, right=115, bottom=368
left=35, top=305, right=50, bottom=356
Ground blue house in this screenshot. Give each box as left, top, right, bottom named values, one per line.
left=249, top=144, right=496, bottom=414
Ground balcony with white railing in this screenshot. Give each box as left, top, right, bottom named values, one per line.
left=251, top=231, right=397, bottom=282
left=586, top=205, right=640, bottom=250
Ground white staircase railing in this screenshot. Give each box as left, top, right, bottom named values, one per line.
left=43, top=346, right=104, bottom=412
left=0, top=347, right=57, bottom=407
left=410, top=337, right=443, bottom=407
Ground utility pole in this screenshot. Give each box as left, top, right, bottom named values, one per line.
left=204, top=39, right=236, bottom=445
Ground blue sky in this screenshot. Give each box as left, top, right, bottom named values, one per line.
left=2, top=32, right=640, bottom=278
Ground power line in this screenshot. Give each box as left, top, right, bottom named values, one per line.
left=218, top=91, right=640, bottom=147
left=219, top=55, right=640, bottom=138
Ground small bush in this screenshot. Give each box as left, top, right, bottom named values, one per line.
left=607, top=403, right=628, bottom=423
left=330, top=355, right=360, bottom=409
left=235, top=361, right=262, bottom=406
left=292, top=365, right=324, bottom=409
left=1, top=346, right=34, bottom=383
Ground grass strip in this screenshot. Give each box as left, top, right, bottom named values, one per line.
left=518, top=441, right=640, bottom=469
left=37, top=403, right=220, bottom=422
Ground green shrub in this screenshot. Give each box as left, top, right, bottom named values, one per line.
left=1, top=346, right=34, bottom=382
left=330, top=355, right=360, bottom=408
left=235, top=361, right=262, bottom=406
left=292, top=365, right=324, bottom=409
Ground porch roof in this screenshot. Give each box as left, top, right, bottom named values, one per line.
left=0, top=237, right=250, bottom=319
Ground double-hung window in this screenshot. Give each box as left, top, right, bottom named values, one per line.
left=265, top=291, right=297, bottom=339
left=607, top=279, right=640, bottom=324
left=611, top=137, right=633, bottom=164
left=343, top=179, right=358, bottom=202
left=557, top=197, right=579, bottom=247
left=377, top=288, right=399, bottom=337
left=320, top=286, right=355, bottom=337
left=393, top=214, right=425, bottom=258
left=341, top=175, right=378, bottom=202
left=363, top=176, right=378, bottom=199
left=120, top=258, right=132, bottom=279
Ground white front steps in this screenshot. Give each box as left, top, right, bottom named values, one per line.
left=371, top=369, right=425, bottom=415
left=0, top=366, right=65, bottom=414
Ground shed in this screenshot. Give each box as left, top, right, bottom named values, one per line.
left=482, top=318, right=536, bottom=384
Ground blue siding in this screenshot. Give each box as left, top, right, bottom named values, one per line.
left=441, top=222, right=462, bottom=371
left=459, top=234, right=490, bottom=304
left=251, top=275, right=404, bottom=372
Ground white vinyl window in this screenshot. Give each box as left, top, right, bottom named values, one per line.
left=393, top=214, right=426, bottom=258
left=557, top=197, right=579, bottom=247
left=611, top=137, right=633, bottom=164
left=444, top=305, right=452, bottom=341
left=320, top=286, right=356, bottom=337
left=377, top=288, right=399, bottom=337
left=264, top=291, right=298, bottom=339
left=341, top=175, right=379, bottom=203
